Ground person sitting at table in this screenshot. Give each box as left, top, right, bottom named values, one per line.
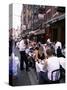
left=33, top=46, right=45, bottom=79
left=39, top=47, right=60, bottom=84
left=33, top=47, right=40, bottom=63
left=33, top=46, right=45, bottom=63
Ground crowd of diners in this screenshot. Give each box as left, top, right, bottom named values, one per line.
left=9, top=36, right=65, bottom=85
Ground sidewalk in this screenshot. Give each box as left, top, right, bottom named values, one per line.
left=12, top=42, right=38, bottom=86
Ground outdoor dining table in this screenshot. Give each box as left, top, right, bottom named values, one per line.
left=58, top=57, right=66, bottom=70
left=35, top=57, right=65, bottom=73
left=35, top=60, right=46, bottom=73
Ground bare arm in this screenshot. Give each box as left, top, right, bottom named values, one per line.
left=43, top=59, right=48, bottom=70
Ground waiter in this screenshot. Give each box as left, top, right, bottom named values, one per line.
left=19, top=37, right=29, bottom=71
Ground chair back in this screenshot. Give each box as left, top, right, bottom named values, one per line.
left=51, top=69, right=60, bottom=81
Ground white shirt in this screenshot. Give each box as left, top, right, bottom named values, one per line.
left=46, top=56, right=60, bottom=80
left=47, top=38, right=51, bottom=44
left=16, top=42, right=20, bottom=48
left=19, top=40, right=25, bottom=51
left=10, top=53, right=20, bottom=76
left=25, top=48, right=29, bottom=54
left=55, top=41, right=62, bottom=54
left=35, top=61, right=46, bottom=72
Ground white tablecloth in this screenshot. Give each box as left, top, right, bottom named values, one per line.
left=10, top=53, right=20, bottom=76
left=35, top=61, right=46, bottom=72
left=35, top=57, right=65, bottom=73
left=58, top=57, right=66, bottom=70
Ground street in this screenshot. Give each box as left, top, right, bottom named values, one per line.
left=12, top=42, right=38, bottom=86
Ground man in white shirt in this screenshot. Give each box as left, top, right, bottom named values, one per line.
left=19, top=38, right=29, bottom=71
left=55, top=41, right=62, bottom=55
left=39, top=47, right=60, bottom=84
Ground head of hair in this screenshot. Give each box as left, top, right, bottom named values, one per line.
left=35, top=47, right=39, bottom=50
left=46, top=47, right=53, bottom=57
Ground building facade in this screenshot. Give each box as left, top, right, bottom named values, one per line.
left=44, top=6, right=65, bottom=46
left=21, top=4, right=65, bottom=46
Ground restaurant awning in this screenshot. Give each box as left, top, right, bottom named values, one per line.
left=45, top=14, right=65, bottom=25
left=34, top=29, right=45, bottom=35
left=29, top=29, right=45, bottom=35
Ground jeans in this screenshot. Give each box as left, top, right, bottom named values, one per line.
left=20, top=51, right=29, bottom=70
